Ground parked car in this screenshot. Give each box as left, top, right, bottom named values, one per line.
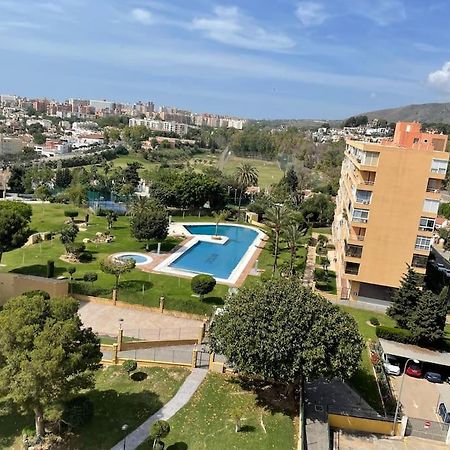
left=436, top=263, right=445, bottom=271
left=406, top=363, right=422, bottom=378
left=383, top=355, right=401, bottom=376
left=425, top=372, right=443, bottom=383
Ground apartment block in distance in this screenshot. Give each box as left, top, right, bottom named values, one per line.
left=333, top=122, right=449, bottom=304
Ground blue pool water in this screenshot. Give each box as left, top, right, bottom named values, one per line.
left=169, top=225, right=259, bottom=279
left=118, top=254, right=148, bottom=264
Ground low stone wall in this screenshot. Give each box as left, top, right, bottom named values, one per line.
left=0, top=273, right=69, bottom=305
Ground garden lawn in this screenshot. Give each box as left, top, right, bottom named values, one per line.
left=222, top=156, right=284, bottom=188
left=0, top=366, right=189, bottom=450
left=339, top=307, right=395, bottom=413
left=137, top=373, right=296, bottom=450
left=1, top=204, right=227, bottom=317
left=315, top=270, right=337, bottom=295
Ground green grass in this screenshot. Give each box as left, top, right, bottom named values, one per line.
left=29, top=203, right=90, bottom=233
left=0, top=366, right=189, bottom=450
left=2, top=204, right=227, bottom=317
left=339, top=307, right=395, bottom=412
left=138, top=373, right=296, bottom=450
left=222, top=156, right=284, bottom=188
left=312, top=227, right=332, bottom=235
left=315, top=270, right=337, bottom=294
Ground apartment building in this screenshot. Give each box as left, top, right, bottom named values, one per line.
left=332, top=122, right=449, bottom=304
left=128, top=118, right=189, bottom=136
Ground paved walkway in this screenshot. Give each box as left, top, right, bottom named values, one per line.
left=111, top=368, right=208, bottom=450
left=303, top=242, right=316, bottom=287
left=78, top=301, right=202, bottom=341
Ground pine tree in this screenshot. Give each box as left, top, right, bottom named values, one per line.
left=387, top=266, right=422, bottom=329
left=409, top=290, right=447, bottom=344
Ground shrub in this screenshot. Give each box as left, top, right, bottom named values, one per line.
left=260, top=271, right=272, bottom=283
left=122, top=360, right=137, bottom=375
left=78, top=251, right=93, bottom=263
left=150, top=420, right=170, bottom=447
left=369, top=317, right=380, bottom=326
left=64, top=210, right=79, bottom=221
left=314, top=268, right=328, bottom=282
left=191, top=274, right=216, bottom=300
left=23, top=290, right=50, bottom=300
left=66, top=242, right=85, bottom=257
left=68, top=267, right=76, bottom=279
left=62, top=396, right=94, bottom=429
left=83, top=272, right=98, bottom=283
left=47, top=260, right=55, bottom=278
left=375, top=325, right=416, bottom=344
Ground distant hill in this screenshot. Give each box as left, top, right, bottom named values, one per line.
left=362, top=102, right=450, bottom=125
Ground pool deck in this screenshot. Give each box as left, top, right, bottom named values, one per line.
left=135, top=223, right=268, bottom=287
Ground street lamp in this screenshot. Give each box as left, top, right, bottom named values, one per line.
left=118, top=318, right=124, bottom=330
left=392, top=358, right=420, bottom=435
left=121, top=423, right=129, bottom=450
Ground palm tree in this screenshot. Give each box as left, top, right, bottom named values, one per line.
left=265, top=204, right=288, bottom=273
left=129, top=196, right=151, bottom=217
left=234, top=164, right=258, bottom=219
left=283, top=224, right=303, bottom=277
left=213, top=210, right=227, bottom=237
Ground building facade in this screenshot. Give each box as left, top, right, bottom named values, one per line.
left=333, top=122, right=449, bottom=303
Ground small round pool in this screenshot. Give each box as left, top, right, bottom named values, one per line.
left=112, top=252, right=153, bottom=265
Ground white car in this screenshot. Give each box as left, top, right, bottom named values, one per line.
left=383, top=355, right=401, bottom=376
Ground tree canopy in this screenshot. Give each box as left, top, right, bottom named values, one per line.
left=0, top=201, right=32, bottom=263
left=130, top=197, right=169, bottom=241
left=0, top=294, right=101, bottom=437
left=210, top=279, right=363, bottom=390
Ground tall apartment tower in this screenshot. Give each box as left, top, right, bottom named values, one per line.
left=333, top=122, right=449, bottom=304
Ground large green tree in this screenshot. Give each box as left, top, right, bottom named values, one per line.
left=130, top=197, right=169, bottom=241
left=409, top=290, right=447, bottom=344
left=0, top=201, right=32, bottom=263
left=0, top=294, right=101, bottom=437
left=387, top=266, right=422, bottom=329
left=210, top=279, right=364, bottom=395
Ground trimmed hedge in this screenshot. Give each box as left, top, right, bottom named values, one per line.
left=376, top=325, right=450, bottom=351
left=375, top=325, right=416, bottom=344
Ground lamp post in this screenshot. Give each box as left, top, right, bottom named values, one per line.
left=392, top=358, right=420, bottom=435
left=121, top=423, right=129, bottom=450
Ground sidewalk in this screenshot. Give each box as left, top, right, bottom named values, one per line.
left=111, top=368, right=208, bottom=450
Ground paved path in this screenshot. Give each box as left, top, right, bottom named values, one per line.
left=78, top=301, right=202, bottom=341
left=303, top=242, right=316, bottom=287
left=111, top=368, right=208, bottom=450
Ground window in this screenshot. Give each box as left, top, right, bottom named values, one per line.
left=355, top=190, right=372, bottom=204
left=419, top=217, right=435, bottom=232
left=415, top=236, right=432, bottom=251
left=423, top=199, right=439, bottom=214
left=362, top=151, right=379, bottom=166
left=431, top=159, right=448, bottom=175
left=351, top=208, right=369, bottom=223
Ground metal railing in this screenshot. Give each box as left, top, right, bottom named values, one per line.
left=345, top=267, right=359, bottom=275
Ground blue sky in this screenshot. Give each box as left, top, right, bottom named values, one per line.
left=1, top=0, right=450, bottom=119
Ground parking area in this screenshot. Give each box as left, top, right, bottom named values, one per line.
left=390, top=375, right=443, bottom=421
left=379, top=338, right=450, bottom=423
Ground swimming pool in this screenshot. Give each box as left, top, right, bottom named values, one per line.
left=165, top=224, right=262, bottom=281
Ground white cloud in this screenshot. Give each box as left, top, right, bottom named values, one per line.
left=191, top=6, right=294, bottom=52
left=428, top=62, right=450, bottom=93
left=347, top=0, right=406, bottom=26
left=295, top=2, right=327, bottom=26
left=131, top=8, right=153, bottom=25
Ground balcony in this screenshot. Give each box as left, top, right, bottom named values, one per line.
left=345, top=262, right=360, bottom=276
left=411, top=254, right=428, bottom=269
left=345, top=244, right=363, bottom=258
